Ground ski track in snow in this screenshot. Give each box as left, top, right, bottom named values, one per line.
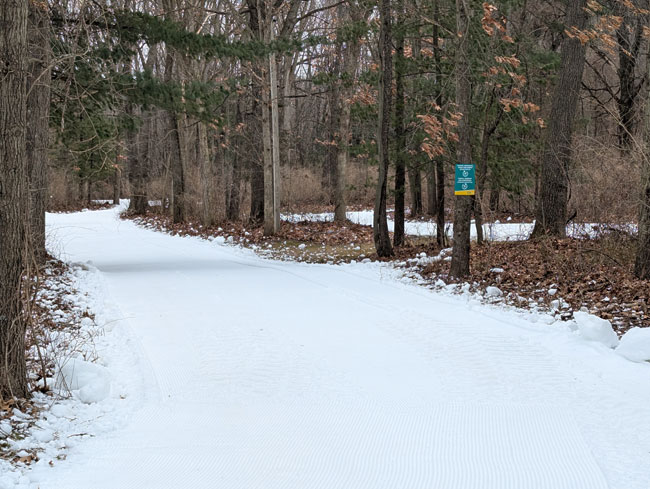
left=31, top=205, right=650, bottom=489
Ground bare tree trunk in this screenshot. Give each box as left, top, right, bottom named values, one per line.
left=531, top=0, right=588, bottom=238
left=113, top=166, right=120, bottom=205
left=393, top=0, right=406, bottom=247
left=198, top=121, right=213, bottom=226
left=373, top=0, right=394, bottom=257
left=270, top=50, right=281, bottom=231
left=249, top=87, right=264, bottom=223
left=435, top=158, right=446, bottom=246
left=334, top=96, right=351, bottom=222
left=432, top=0, right=446, bottom=248
left=426, top=166, right=437, bottom=216
left=262, top=59, right=275, bottom=235
left=408, top=167, right=423, bottom=217
left=450, top=0, right=473, bottom=278
left=227, top=103, right=243, bottom=221
left=247, top=1, right=264, bottom=224
left=128, top=108, right=148, bottom=215
left=637, top=155, right=650, bottom=279
left=615, top=7, right=644, bottom=150
left=324, top=85, right=339, bottom=203
left=0, top=0, right=29, bottom=399
left=334, top=10, right=362, bottom=222
left=634, top=52, right=650, bottom=279
left=26, top=0, right=49, bottom=265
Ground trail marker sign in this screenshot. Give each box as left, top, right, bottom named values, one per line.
left=454, top=164, right=476, bottom=196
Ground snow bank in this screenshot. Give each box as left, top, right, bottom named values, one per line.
left=616, top=327, right=650, bottom=362
left=573, top=311, right=619, bottom=348
left=56, top=358, right=112, bottom=404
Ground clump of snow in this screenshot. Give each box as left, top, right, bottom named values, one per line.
left=298, top=243, right=306, bottom=250
left=486, top=286, right=503, bottom=298
left=56, top=358, right=112, bottom=404
left=573, top=311, right=618, bottom=348
left=616, top=327, right=650, bottom=362
left=490, top=268, right=504, bottom=273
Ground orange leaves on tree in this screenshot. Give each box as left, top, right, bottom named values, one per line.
left=481, top=3, right=513, bottom=43
left=416, top=106, right=461, bottom=160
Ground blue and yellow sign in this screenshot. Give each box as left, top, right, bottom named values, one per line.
left=454, top=164, right=476, bottom=196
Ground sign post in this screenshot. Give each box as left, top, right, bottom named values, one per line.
left=454, top=164, right=476, bottom=196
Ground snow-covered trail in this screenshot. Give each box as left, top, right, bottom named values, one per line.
left=40, top=207, right=650, bottom=489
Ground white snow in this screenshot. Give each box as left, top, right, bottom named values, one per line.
left=12, top=204, right=648, bottom=489
left=616, top=327, right=650, bottom=362
left=573, top=311, right=619, bottom=348
left=486, top=286, right=503, bottom=297
left=56, top=358, right=112, bottom=404
left=284, top=210, right=609, bottom=241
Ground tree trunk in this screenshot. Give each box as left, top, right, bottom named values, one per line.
left=227, top=103, right=243, bottom=221
left=324, top=85, right=339, bottom=204
left=26, top=0, right=49, bottom=265
left=408, top=167, right=423, bottom=217
left=248, top=2, right=264, bottom=224
left=334, top=11, right=362, bottom=223
left=373, top=0, right=394, bottom=257
left=531, top=0, right=588, bottom=238
left=127, top=108, right=148, bottom=215
left=435, top=158, right=446, bottom=247
left=113, top=166, right=120, bottom=205
left=393, top=0, right=406, bottom=248
left=333, top=97, right=350, bottom=222
left=198, top=121, right=213, bottom=226
left=432, top=0, right=446, bottom=248
left=636, top=156, right=650, bottom=279
left=261, top=67, right=274, bottom=233
left=615, top=8, right=643, bottom=150
left=0, top=0, right=29, bottom=399
left=262, top=58, right=275, bottom=235
left=450, top=0, right=473, bottom=278
left=270, top=50, right=281, bottom=232
left=426, top=165, right=437, bottom=216
left=634, top=52, right=650, bottom=279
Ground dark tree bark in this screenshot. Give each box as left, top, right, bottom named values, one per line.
left=408, top=167, right=423, bottom=217
left=0, top=0, right=29, bottom=399
left=393, top=0, right=406, bottom=248
left=426, top=165, right=437, bottom=216
left=127, top=107, right=148, bottom=215
left=227, top=103, right=243, bottom=221
left=334, top=7, right=363, bottom=223
left=113, top=166, right=121, bottom=205
left=531, top=0, right=588, bottom=238
left=26, top=0, right=50, bottom=265
left=637, top=157, right=650, bottom=279
left=450, top=0, right=473, bottom=278
left=615, top=6, right=644, bottom=150
left=247, top=0, right=264, bottom=224
left=169, top=112, right=186, bottom=223
left=432, top=0, right=446, bottom=248
left=324, top=79, right=340, bottom=204
left=435, top=158, right=446, bottom=247
left=373, top=0, right=394, bottom=257
left=634, top=52, right=650, bottom=279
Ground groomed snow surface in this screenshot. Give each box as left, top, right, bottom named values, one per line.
left=6, top=205, right=649, bottom=488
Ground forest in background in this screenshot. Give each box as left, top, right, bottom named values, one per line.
left=2, top=0, right=650, bottom=397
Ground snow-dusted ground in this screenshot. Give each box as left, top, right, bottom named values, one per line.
left=283, top=210, right=615, bottom=240
left=23, top=205, right=650, bottom=488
